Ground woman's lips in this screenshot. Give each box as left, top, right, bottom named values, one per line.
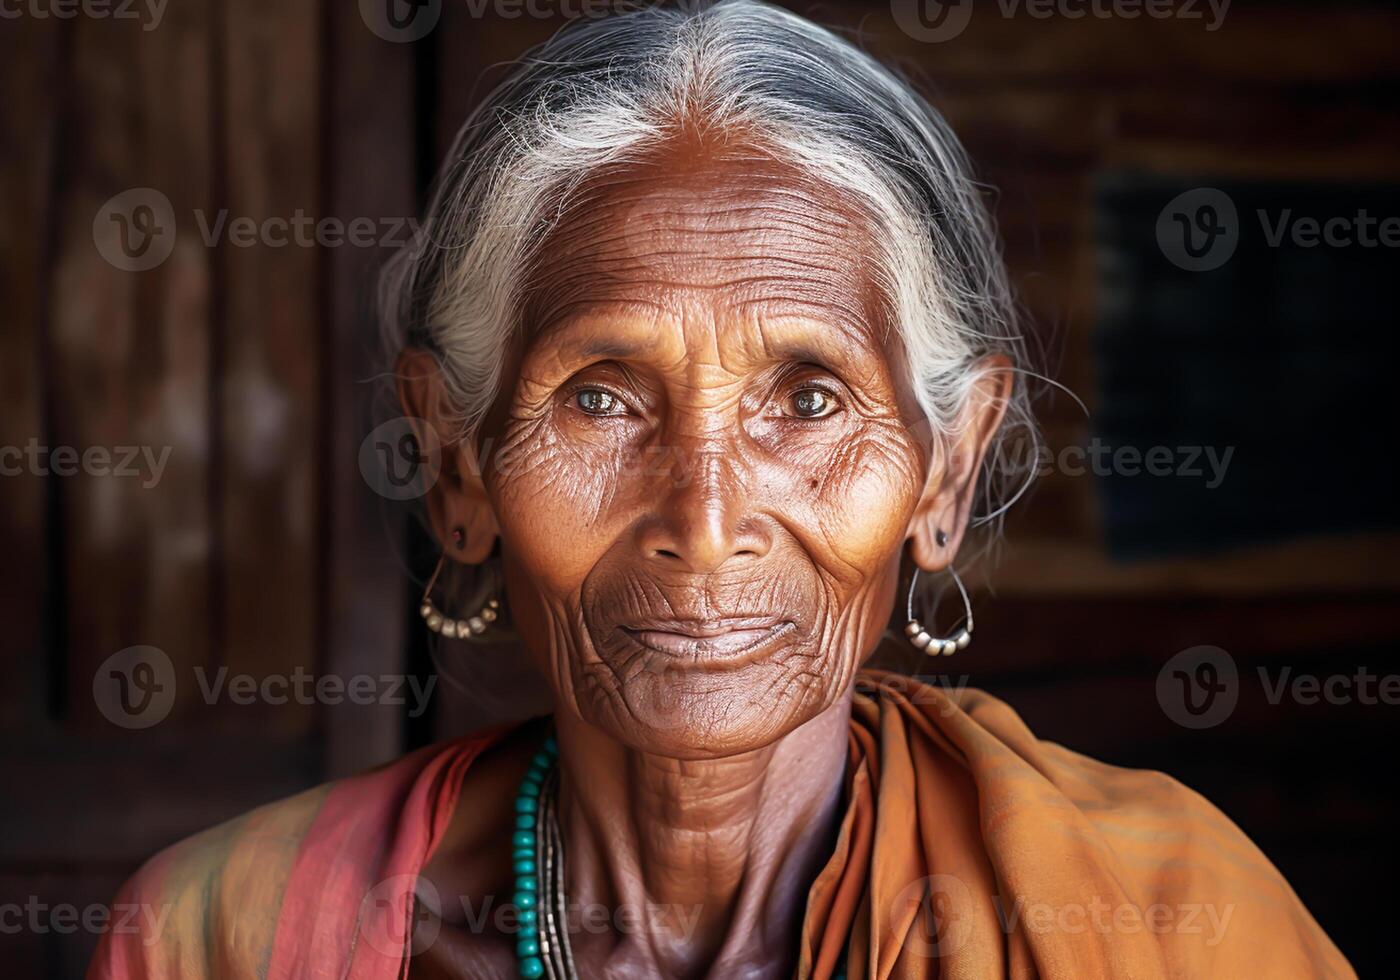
left=617, top=618, right=795, bottom=668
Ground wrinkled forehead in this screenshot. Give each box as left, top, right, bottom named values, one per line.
left=519, top=139, right=889, bottom=352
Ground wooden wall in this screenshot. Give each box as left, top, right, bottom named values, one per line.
left=0, top=3, right=416, bottom=974
left=2, top=1, right=1396, bottom=975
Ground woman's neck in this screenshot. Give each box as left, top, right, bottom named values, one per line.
left=554, top=695, right=852, bottom=979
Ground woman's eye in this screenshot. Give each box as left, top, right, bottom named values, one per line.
left=788, top=387, right=840, bottom=419
left=573, top=387, right=624, bottom=416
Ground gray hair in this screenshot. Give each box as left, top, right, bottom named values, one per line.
left=381, top=0, right=1040, bottom=537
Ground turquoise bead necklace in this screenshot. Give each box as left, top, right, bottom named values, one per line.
left=511, top=734, right=560, bottom=979
left=510, top=733, right=848, bottom=980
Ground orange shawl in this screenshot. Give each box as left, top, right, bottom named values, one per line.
left=89, top=670, right=1352, bottom=978
left=800, top=670, right=1351, bottom=977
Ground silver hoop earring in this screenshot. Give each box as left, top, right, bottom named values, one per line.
left=419, top=552, right=500, bottom=639
left=903, top=566, right=973, bottom=656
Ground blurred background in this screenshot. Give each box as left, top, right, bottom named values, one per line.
left=2, top=0, right=1397, bottom=975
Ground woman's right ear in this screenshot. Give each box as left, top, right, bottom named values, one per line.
left=394, top=348, right=501, bottom=563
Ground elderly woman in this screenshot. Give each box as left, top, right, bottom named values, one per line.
left=91, top=2, right=1351, bottom=978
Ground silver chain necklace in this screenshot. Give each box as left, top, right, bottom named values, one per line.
left=533, top=766, right=579, bottom=980
left=524, top=759, right=850, bottom=980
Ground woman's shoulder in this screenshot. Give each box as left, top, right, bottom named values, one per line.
left=859, top=670, right=1354, bottom=977
left=87, top=777, right=335, bottom=978
left=864, top=669, right=1251, bottom=826
left=941, top=680, right=1259, bottom=837
left=87, top=732, right=504, bottom=979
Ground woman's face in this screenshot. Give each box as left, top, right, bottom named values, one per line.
left=456, top=143, right=982, bottom=758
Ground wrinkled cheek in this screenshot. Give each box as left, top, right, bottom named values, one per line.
left=488, top=440, right=672, bottom=721
left=808, top=438, right=922, bottom=577
left=488, top=450, right=612, bottom=697
left=490, top=436, right=628, bottom=604
left=763, top=436, right=920, bottom=668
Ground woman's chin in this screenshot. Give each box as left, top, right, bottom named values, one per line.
left=590, top=663, right=830, bottom=760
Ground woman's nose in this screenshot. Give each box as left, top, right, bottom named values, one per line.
left=633, top=445, right=773, bottom=574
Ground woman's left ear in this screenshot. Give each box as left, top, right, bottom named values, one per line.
left=395, top=347, right=501, bottom=563
left=906, top=356, right=1013, bottom=569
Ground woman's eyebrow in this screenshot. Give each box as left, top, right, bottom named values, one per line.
left=763, top=331, right=881, bottom=377
left=581, top=339, right=643, bottom=359
left=541, top=309, right=876, bottom=376
left=531, top=306, right=665, bottom=362
left=768, top=341, right=834, bottom=366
